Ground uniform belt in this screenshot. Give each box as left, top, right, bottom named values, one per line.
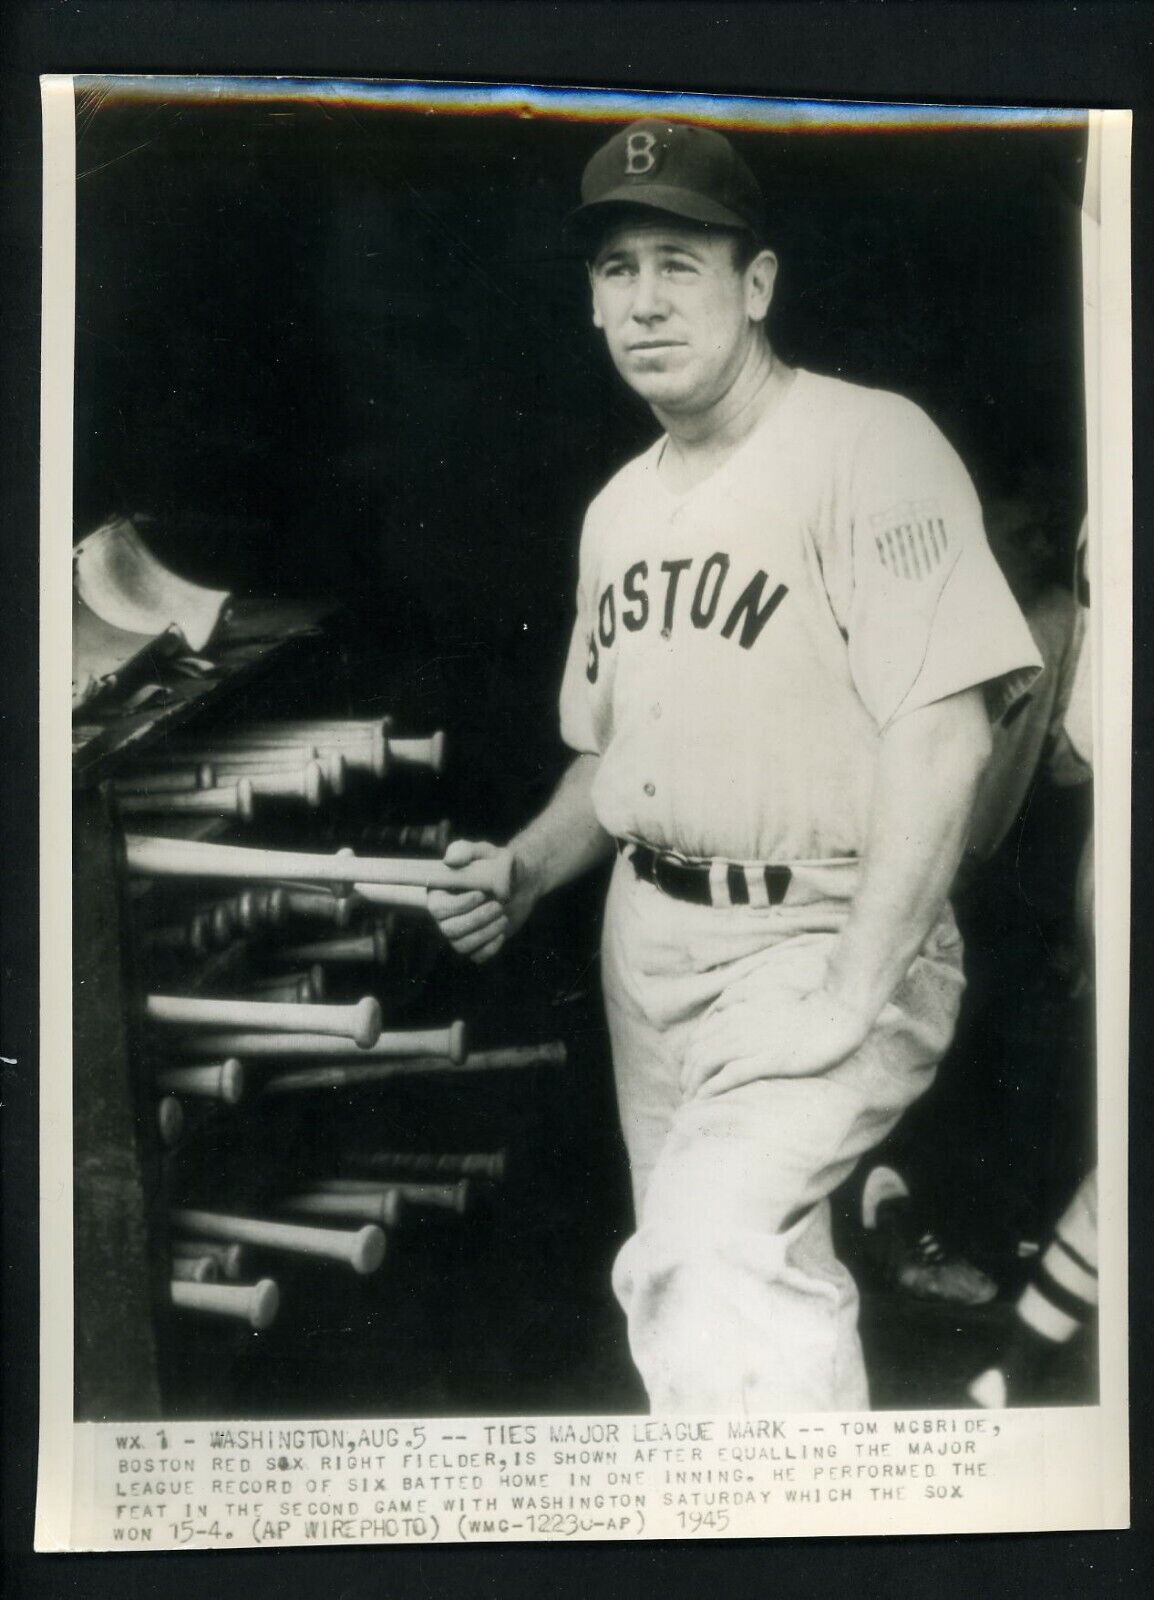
left=620, top=840, right=793, bottom=909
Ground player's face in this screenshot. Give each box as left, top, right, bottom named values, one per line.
left=588, top=220, right=775, bottom=414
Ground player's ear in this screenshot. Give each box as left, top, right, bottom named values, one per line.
left=746, top=250, right=778, bottom=324
left=587, top=263, right=605, bottom=329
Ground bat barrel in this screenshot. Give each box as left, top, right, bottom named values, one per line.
left=315, top=1176, right=471, bottom=1213
left=343, top=1149, right=507, bottom=1182
left=258, top=1041, right=565, bottom=1095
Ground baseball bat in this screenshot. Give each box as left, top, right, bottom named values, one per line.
left=283, top=887, right=358, bottom=928
left=156, top=1058, right=246, bottom=1104
left=112, top=764, right=215, bottom=794
left=181, top=743, right=341, bottom=778
left=171, top=1277, right=280, bottom=1330
left=172, top=1240, right=248, bottom=1279
left=185, top=939, right=250, bottom=993
left=216, top=721, right=389, bottom=777
left=349, top=883, right=429, bottom=912
left=278, top=1190, right=403, bottom=1227
left=173, top=1019, right=465, bottom=1062
left=148, top=745, right=346, bottom=796
left=247, top=967, right=326, bottom=1003
left=260, top=1041, right=565, bottom=1095
left=157, top=1095, right=184, bottom=1144
left=172, top=1255, right=220, bottom=1283
left=118, top=780, right=255, bottom=822
left=364, top=820, right=452, bottom=855
left=172, top=1209, right=386, bottom=1274
left=124, top=835, right=513, bottom=899
left=130, top=741, right=302, bottom=765
left=273, top=925, right=389, bottom=966
left=314, top=1177, right=471, bottom=1214
left=146, top=992, right=382, bottom=1049
left=342, top=1149, right=507, bottom=1182
left=230, top=888, right=289, bottom=933
left=143, top=910, right=215, bottom=959
left=243, top=763, right=326, bottom=808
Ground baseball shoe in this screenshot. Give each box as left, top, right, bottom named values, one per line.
left=861, top=1165, right=999, bottom=1309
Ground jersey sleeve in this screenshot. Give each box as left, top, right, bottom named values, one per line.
left=840, top=396, right=1043, bottom=731
left=558, top=523, right=603, bottom=756
left=559, top=591, right=601, bottom=755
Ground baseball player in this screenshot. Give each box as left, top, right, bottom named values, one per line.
left=430, top=119, right=1043, bottom=1412
left=968, top=513, right=1097, bottom=1407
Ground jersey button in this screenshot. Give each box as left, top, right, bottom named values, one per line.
left=643, top=781, right=656, bottom=797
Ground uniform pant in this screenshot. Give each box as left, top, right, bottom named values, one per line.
left=601, top=854, right=965, bottom=1413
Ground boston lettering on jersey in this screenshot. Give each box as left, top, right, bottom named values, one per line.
left=586, top=551, right=789, bottom=683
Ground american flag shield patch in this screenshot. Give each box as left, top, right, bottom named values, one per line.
left=871, top=501, right=949, bottom=579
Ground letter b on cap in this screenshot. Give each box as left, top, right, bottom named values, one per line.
left=624, top=130, right=658, bottom=175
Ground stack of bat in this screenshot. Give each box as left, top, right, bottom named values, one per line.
left=116, top=715, right=565, bottom=1351
left=112, top=717, right=446, bottom=823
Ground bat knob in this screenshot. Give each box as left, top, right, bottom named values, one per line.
left=237, top=777, right=255, bottom=822
left=197, top=761, right=216, bottom=790
left=372, top=923, right=390, bottom=965
left=427, top=729, right=446, bottom=777
left=220, top=1058, right=246, bottom=1105
left=265, top=887, right=288, bottom=927
left=157, top=1095, right=184, bottom=1145
left=304, top=760, right=325, bottom=809
left=452, top=1180, right=471, bottom=1215
left=381, top=1190, right=404, bottom=1227
left=352, top=996, right=383, bottom=1050
left=351, top=1226, right=387, bottom=1275
left=250, top=1278, right=281, bottom=1330
left=447, top=1020, right=468, bottom=1065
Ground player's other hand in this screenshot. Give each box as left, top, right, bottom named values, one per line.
left=427, top=838, right=538, bottom=964
left=681, top=987, right=874, bottom=1098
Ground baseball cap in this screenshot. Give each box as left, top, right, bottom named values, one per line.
left=565, top=118, right=767, bottom=253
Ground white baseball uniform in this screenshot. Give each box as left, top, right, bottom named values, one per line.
left=559, top=367, right=1043, bottom=1412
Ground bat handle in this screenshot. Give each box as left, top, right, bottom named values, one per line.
left=432, top=852, right=513, bottom=901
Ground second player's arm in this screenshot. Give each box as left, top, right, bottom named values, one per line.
left=684, top=685, right=993, bottom=1092
left=428, top=752, right=613, bottom=961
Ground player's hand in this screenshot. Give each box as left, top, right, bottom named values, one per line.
left=427, top=838, right=539, bottom=964
left=681, top=987, right=875, bottom=1098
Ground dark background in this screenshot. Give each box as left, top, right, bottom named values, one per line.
left=3, top=3, right=1152, bottom=1598
left=71, top=86, right=1088, bottom=843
